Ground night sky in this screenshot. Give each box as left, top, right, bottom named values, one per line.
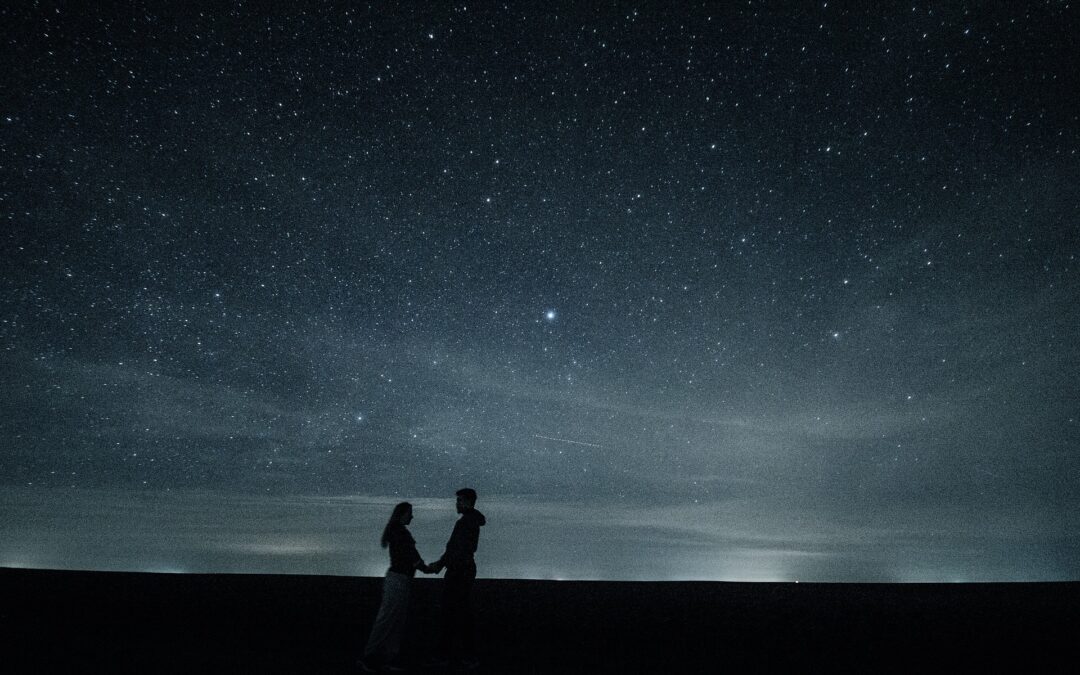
left=2, top=3, right=1079, bottom=581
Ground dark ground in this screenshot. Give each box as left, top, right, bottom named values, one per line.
left=2, top=568, right=1076, bottom=673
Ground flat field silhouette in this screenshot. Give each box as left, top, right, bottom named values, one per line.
left=3, top=568, right=1075, bottom=672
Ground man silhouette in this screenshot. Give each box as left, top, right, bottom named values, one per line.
left=427, top=488, right=486, bottom=669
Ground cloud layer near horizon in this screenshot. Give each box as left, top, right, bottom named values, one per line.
left=1, top=488, right=1075, bottom=582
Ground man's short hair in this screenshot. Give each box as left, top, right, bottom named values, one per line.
left=456, top=487, right=477, bottom=505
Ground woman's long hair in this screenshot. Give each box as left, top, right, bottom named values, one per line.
left=380, top=501, right=412, bottom=548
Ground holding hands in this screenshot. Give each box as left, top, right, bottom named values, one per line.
left=417, top=561, right=444, bottom=575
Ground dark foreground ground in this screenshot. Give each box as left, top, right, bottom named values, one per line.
left=2, top=568, right=1076, bottom=673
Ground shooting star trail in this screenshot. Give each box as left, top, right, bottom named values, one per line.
left=533, top=434, right=604, bottom=449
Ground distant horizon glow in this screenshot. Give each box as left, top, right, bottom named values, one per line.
left=0, top=487, right=1075, bottom=582
left=2, top=3, right=1078, bottom=581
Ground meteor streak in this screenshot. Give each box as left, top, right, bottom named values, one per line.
left=533, top=434, right=604, bottom=449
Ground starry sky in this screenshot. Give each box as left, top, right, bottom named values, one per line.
left=2, top=2, right=1079, bottom=581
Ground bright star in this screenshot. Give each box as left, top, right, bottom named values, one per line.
left=545, top=310, right=556, bottom=321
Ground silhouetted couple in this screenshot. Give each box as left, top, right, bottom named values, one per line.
left=359, top=488, right=486, bottom=673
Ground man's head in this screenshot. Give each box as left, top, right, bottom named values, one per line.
left=455, top=487, right=477, bottom=513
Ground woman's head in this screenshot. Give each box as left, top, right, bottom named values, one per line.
left=391, top=501, right=413, bottom=525
left=381, top=501, right=413, bottom=548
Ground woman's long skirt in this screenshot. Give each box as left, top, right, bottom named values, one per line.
left=363, top=570, right=411, bottom=661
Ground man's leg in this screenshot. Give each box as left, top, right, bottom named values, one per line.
left=438, top=567, right=476, bottom=659
left=437, top=571, right=461, bottom=658
left=458, top=570, right=476, bottom=659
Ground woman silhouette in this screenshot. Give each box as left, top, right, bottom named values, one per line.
left=359, top=502, right=430, bottom=672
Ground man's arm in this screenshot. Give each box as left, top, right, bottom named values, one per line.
left=427, top=553, right=446, bottom=574
left=430, top=520, right=464, bottom=573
